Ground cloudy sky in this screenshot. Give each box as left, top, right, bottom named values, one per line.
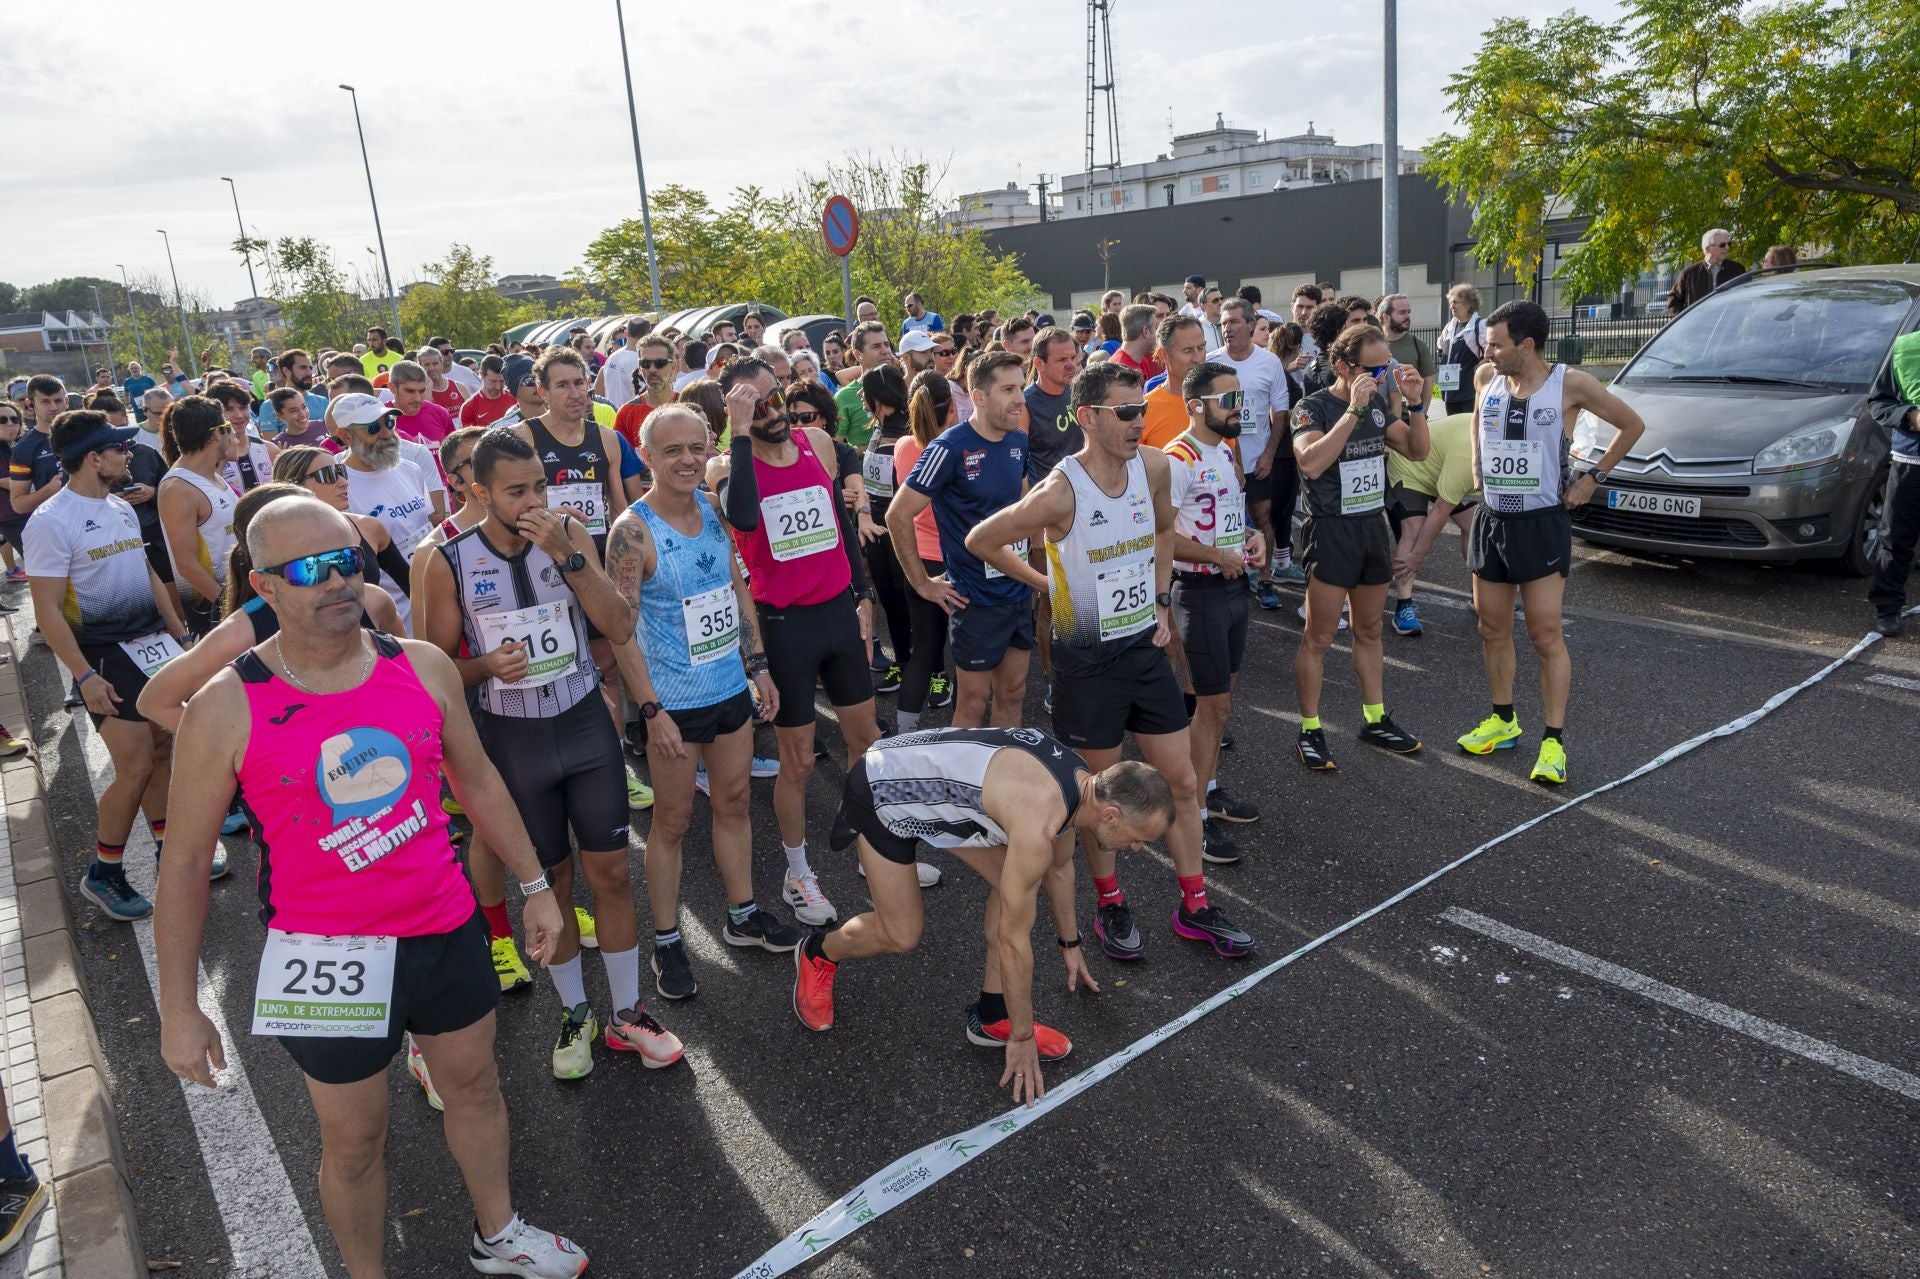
left=6, top=0, right=1620, bottom=308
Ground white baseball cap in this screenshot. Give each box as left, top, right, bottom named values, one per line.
left=898, top=330, right=937, bottom=354
left=332, top=392, right=400, bottom=430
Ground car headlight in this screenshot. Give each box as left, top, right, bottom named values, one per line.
left=1572, top=409, right=1610, bottom=461
left=1752, top=417, right=1854, bottom=474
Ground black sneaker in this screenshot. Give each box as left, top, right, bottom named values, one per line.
left=1359, top=715, right=1422, bottom=755
left=1171, top=903, right=1257, bottom=957
left=1219, top=729, right=1234, bottom=750
left=651, top=940, right=698, bottom=1000
left=1093, top=900, right=1146, bottom=960
left=1205, top=787, right=1258, bottom=824
left=1874, top=612, right=1902, bottom=637
left=723, top=909, right=803, bottom=952
left=928, top=674, right=954, bottom=708
left=871, top=664, right=902, bottom=694
left=0, top=1171, right=49, bottom=1259
left=1297, top=727, right=1337, bottom=770
left=1201, top=821, right=1243, bottom=866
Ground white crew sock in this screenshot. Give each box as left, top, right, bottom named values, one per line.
left=602, top=946, right=641, bottom=1018
left=784, top=841, right=812, bottom=879
left=896, top=709, right=921, bottom=733
left=550, top=955, right=587, bottom=1009
left=1207, top=777, right=1219, bottom=795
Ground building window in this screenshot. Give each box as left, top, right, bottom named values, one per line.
left=1247, top=169, right=1262, bottom=188
left=1189, top=178, right=1203, bottom=195
left=1075, top=196, right=1084, bottom=210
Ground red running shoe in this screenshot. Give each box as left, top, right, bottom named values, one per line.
left=792, top=932, right=837, bottom=1032
left=965, top=1006, right=1073, bottom=1061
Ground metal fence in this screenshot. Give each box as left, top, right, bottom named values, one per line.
left=1409, top=311, right=1668, bottom=369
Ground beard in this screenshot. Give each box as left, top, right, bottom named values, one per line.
left=354, top=436, right=400, bottom=470
left=750, top=417, right=791, bottom=445
left=1211, top=408, right=1242, bottom=438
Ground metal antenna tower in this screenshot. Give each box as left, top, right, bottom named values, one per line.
left=1084, top=0, right=1121, bottom=212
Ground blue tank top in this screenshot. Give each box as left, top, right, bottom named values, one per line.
left=633, top=492, right=749, bottom=712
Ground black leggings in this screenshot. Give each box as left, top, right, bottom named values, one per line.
left=864, top=530, right=914, bottom=673
left=899, top=558, right=950, bottom=715
left=1267, top=417, right=1300, bottom=560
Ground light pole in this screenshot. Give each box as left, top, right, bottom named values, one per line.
left=157, top=229, right=197, bottom=376
left=221, top=176, right=261, bottom=303
left=339, top=84, right=403, bottom=344
left=1381, top=0, right=1400, bottom=294
left=115, top=264, right=147, bottom=369
left=613, top=0, right=663, bottom=310
left=89, top=286, right=113, bottom=377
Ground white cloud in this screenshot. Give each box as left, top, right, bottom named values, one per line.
left=6, top=0, right=1625, bottom=304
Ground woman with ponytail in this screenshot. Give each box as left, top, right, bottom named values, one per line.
left=888, top=371, right=956, bottom=728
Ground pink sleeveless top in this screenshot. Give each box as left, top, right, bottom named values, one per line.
left=234, top=633, right=475, bottom=937
left=736, top=430, right=852, bottom=609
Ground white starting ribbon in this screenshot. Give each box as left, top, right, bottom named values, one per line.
left=735, top=612, right=1911, bottom=1278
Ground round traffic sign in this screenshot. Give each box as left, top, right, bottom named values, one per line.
left=822, top=196, right=860, bottom=257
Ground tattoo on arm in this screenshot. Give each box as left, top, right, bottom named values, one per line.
left=605, top=518, right=646, bottom=605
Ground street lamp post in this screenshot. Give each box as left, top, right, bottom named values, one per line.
left=221, top=176, right=261, bottom=303
left=339, top=85, right=403, bottom=344
left=157, top=229, right=197, bottom=376
left=89, top=286, right=113, bottom=377
left=115, top=264, right=147, bottom=369
left=613, top=0, right=663, bottom=310
left=1381, top=0, right=1400, bottom=295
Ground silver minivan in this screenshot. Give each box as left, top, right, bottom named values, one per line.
left=1569, top=266, right=1920, bottom=575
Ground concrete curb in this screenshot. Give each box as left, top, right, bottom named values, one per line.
left=4, top=634, right=146, bottom=1279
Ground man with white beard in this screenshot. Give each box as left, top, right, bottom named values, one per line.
left=332, top=391, right=435, bottom=634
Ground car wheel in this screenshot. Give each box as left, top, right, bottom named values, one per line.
left=1828, top=464, right=1888, bottom=578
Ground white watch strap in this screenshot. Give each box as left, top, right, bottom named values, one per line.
left=520, top=872, right=550, bottom=897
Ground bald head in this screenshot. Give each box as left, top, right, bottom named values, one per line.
left=245, top=495, right=356, bottom=568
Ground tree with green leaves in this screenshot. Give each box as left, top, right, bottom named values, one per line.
left=400, top=244, right=524, bottom=348
left=1427, top=0, right=1920, bottom=295
left=266, top=237, right=385, bottom=352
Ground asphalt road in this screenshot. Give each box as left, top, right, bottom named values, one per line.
left=15, top=525, right=1920, bottom=1279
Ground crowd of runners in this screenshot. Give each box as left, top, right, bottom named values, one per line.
left=0, top=283, right=1647, bottom=1275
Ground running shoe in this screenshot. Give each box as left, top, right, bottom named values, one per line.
left=220, top=809, right=250, bottom=836
left=442, top=793, right=464, bottom=817
left=4, top=567, right=26, bottom=585
left=1296, top=727, right=1337, bottom=771
left=491, top=936, right=532, bottom=992
left=1296, top=602, right=1350, bottom=629
left=468, top=1213, right=589, bottom=1278
left=574, top=906, right=598, bottom=950
left=626, top=772, right=653, bottom=810
left=724, top=909, right=803, bottom=952
left=209, top=844, right=230, bottom=881
left=1043, top=684, right=1053, bottom=716
left=1172, top=904, right=1257, bottom=957
left=80, top=866, right=151, bottom=921
left=750, top=755, right=781, bottom=778
left=783, top=871, right=838, bottom=925
left=1530, top=738, right=1568, bottom=786
left=1359, top=716, right=1422, bottom=754
left=1093, top=900, right=1146, bottom=961
left=1205, top=787, right=1259, bottom=824
left=1201, top=821, right=1243, bottom=866
left=0, top=726, right=27, bottom=758
left=1219, top=729, right=1234, bottom=750
left=871, top=664, right=902, bottom=694
left=965, top=1006, right=1073, bottom=1061
left=606, top=1008, right=684, bottom=1068
left=792, top=933, right=837, bottom=1031
left=1255, top=580, right=1282, bottom=611
left=0, top=1170, right=49, bottom=1259
left=928, top=675, right=954, bottom=709
left=406, top=1035, right=444, bottom=1111
left=1456, top=714, right=1523, bottom=755
left=857, top=859, right=944, bottom=888
left=550, top=1003, right=598, bottom=1080
left=1873, top=611, right=1902, bottom=637
left=1392, top=600, right=1423, bottom=636
left=693, top=766, right=710, bottom=797
left=652, top=940, right=697, bottom=1000
left=1270, top=562, right=1307, bottom=586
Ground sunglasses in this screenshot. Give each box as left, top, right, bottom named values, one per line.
left=0, top=416, right=19, bottom=425
left=754, top=390, right=786, bottom=418
left=788, top=409, right=822, bottom=426
left=1194, top=390, right=1244, bottom=409
left=1364, top=364, right=1391, bottom=379
left=259, top=545, right=364, bottom=586
left=638, top=358, right=672, bottom=370
left=215, top=424, right=236, bottom=435
left=92, top=442, right=132, bottom=457
left=1089, top=402, right=1148, bottom=422
left=304, top=464, right=348, bottom=485
left=347, top=416, right=393, bottom=434
left=449, top=459, right=474, bottom=479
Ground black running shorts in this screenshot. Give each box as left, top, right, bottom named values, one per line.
left=840, top=757, right=921, bottom=865
left=666, top=688, right=755, bottom=744
left=1302, top=513, right=1394, bottom=590
left=278, top=908, right=499, bottom=1085
left=474, top=696, right=630, bottom=864
left=1171, top=572, right=1250, bottom=697
left=79, top=642, right=158, bottom=729
left=947, top=597, right=1035, bottom=672
left=1050, top=641, right=1189, bottom=751
left=1468, top=505, right=1572, bottom=584
left=757, top=594, right=873, bottom=728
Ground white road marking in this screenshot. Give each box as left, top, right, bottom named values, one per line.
left=1865, top=672, right=1920, bottom=692
left=73, top=730, right=328, bottom=1277
left=1440, top=907, right=1920, bottom=1102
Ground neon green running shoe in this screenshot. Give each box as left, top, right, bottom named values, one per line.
left=1457, top=714, right=1523, bottom=755
left=1529, top=738, right=1567, bottom=786
left=574, top=905, right=599, bottom=950
left=627, top=770, right=654, bottom=810
left=551, top=1003, right=598, bottom=1081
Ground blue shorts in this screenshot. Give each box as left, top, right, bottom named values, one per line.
left=948, top=597, right=1034, bottom=671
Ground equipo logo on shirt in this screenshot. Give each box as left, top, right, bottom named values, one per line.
left=85, top=536, right=145, bottom=562
left=963, top=449, right=985, bottom=480
left=367, top=497, right=427, bottom=523
left=1086, top=533, right=1155, bottom=565
left=553, top=467, right=597, bottom=483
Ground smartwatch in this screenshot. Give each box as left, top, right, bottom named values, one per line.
left=557, top=551, right=588, bottom=574
left=1154, top=591, right=1173, bottom=609
left=520, top=872, right=551, bottom=897
left=1587, top=467, right=1611, bottom=486
left=639, top=700, right=661, bottom=720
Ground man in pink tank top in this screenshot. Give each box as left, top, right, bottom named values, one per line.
left=153, top=497, right=590, bottom=1278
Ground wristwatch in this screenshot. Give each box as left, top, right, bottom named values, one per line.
left=1584, top=466, right=1611, bottom=486
left=557, top=550, right=588, bottom=574
left=638, top=700, right=661, bottom=720
left=519, top=872, right=551, bottom=897
left=1154, top=591, right=1173, bottom=608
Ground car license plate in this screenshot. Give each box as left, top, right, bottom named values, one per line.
left=1606, top=488, right=1701, bottom=518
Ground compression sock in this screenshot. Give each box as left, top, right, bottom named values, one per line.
left=1543, top=726, right=1564, bottom=743
left=1363, top=703, right=1385, bottom=724
left=481, top=902, right=512, bottom=941
left=550, top=955, right=588, bottom=1010
left=655, top=927, right=682, bottom=948
left=1493, top=702, right=1516, bottom=722
left=91, top=841, right=125, bottom=874
left=783, top=842, right=812, bottom=880
left=1300, top=715, right=1321, bottom=732
left=0, top=1128, right=29, bottom=1180
left=895, top=709, right=921, bottom=733
left=976, top=990, right=1009, bottom=1024
left=1178, top=873, right=1209, bottom=914
left=602, top=946, right=641, bottom=1019
left=727, top=900, right=757, bottom=927
left=1092, top=873, right=1124, bottom=907
left=148, top=818, right=166, bottom=859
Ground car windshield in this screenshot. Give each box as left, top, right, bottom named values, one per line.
left=1622, top=276, right=1917, bottom=391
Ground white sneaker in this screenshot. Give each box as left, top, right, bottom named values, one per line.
left=782, top=871, right=838, bottom=926
left=693, top=766, right=710, bottom=796
left=469, top=1213, right=588, bottom=1277
left=857, top=859, right=944, bottom=888
left=750, top=755, right=781, bottom=778
left=1295, top=602, right=1350, bottom=630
